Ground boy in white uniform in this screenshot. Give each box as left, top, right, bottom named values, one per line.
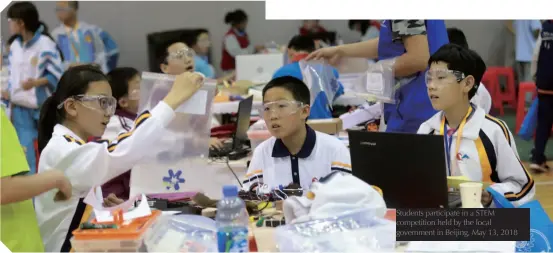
left=418, top=44, right=534, bottom=207
left=243, top=76, right=351, bottom=192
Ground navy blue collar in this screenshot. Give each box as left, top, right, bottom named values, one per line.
left=17, top=25, right=44, bottom=49
left=272, top=125, right=316, bottom=158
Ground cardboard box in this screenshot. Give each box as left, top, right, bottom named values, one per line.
left=307, top=118, right=343, bottom=135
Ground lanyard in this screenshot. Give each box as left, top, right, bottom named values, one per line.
left=65, top=24, right=81, bottom=61
left=440, top=106, right=473, bottom=176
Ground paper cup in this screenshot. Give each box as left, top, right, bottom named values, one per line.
left=460, top=182, right=483, bottom=208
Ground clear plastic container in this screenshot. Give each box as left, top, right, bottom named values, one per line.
left=143, top=214, right=217, bottom=252
left=71, top=236, right=144, bottom=252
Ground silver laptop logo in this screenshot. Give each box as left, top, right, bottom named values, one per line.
left=360, top=141, right=376, bottom=146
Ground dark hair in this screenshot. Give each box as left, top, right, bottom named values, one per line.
left=287, top=35, right=316, bottom=53
left=69, top=1, right=79, bottom=10
left=38, top=65, right=108, bottom=153
left=447, top=27, right=469, bottom=49
left=224, top=9, right=247, bottom=26
left=348, top=20, right=371, bottom=34
left=7, top=2, right=64, bottom=61
left=428, top=44, right=486, bottom=99
left=156, top=39, right=181, bottom=69
left=183, top=29, right=209, bottom=48
left=107, top=67, right=140, bottom=109
left=262, top=76, right=311, bottom=105
left=6, top=35, right=18, bottom=46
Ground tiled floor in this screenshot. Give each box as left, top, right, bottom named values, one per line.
left=527, top=162, right=553, bottom=217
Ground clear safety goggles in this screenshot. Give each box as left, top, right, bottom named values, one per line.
left=425, top=69, right=466, bottom=87
left=262, top=100, right=305, bottom=117
left=57, top=95, right=117, bottom=116
left=167, top=48, right=195, bottom=62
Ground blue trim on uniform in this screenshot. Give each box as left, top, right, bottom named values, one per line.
left=99, top=30, right=119, bottom=71
left=44, top=72, right=58, bottom=92
left=38, top=59, right=64, bottom=76
left=272, top=125, right=317, bottom=158
left=19, top=25, right=45, bottom=48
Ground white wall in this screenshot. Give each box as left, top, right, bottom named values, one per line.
left=1, top=1, right=515, bottom=74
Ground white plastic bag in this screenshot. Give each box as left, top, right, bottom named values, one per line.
left=347, top=58, right=397, bottom=103
left=144, top=215, right=217, bottom=252
left=299, top=60, right=341, bottom=109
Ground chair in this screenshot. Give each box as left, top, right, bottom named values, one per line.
left=516, top=82, right=538, bottom=133
left=481, top=69, right=503, bottom=115
left=487, top=67, right=517, bottom=113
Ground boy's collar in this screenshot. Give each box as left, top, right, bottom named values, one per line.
left=426, top=103, right=484, bottom=140
left=272, top=125, right=316, bottom=158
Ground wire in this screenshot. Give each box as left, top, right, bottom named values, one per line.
left=225, top=156, right=243, bottom=188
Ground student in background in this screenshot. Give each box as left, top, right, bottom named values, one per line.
left=221, top=9, right=264, bottom=74
left=35, top=65, right=205, bottom=252
left=243, top=76, right=351, bottom=192
left=447, top=27, right=492, bottom=114
left=530, top=20, right=553, bottom=172
left=418, top=44, right=534, bottom=207
left=6, top=1, right=64, bottom=174
left=185, top=29, right=215, bottom=78
left=273, top=35, right=344, bottom=119
left=300, top=20, right=327, bottom=36
left=158, top=41, right=224, bottom=149
left=101, top=67, right=141, bottom=201
left=1, top=108, right=72, bottom=252
left=348, top=20, right=379, bottom=41
left=307, top=20, right=449, bottom=133
left=506, top=20, right=542, bottom=83
left=51, top=1, right=119, bottom=72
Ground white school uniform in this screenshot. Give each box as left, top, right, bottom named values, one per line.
left=417, top=105, right=535, bottom=207
left=35, top=102, right=175, bottom=252
left=471, top=83, right=492, bottom=114
left=102, top=112, right=135, bottom=140
left=243, top=125, right=351, bottom=192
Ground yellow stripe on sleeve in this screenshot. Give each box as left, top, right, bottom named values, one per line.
left=474, top=137, right=493, bottom=183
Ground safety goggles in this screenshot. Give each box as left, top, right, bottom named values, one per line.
left=262, top=100, right=305, bottom=117
left=167, top=48, right=195, bottom=62
left=425, top=69, right=466, bottom=87
left=57, top=95, right=117, bottom=115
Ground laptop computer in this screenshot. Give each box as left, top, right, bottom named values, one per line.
left=348, top=130, right=449, bottom=208
left=209, top=96, right=253, bottom=159
left=236, top=54, right=285, bottom=84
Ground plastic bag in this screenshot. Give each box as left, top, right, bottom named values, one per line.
left=518, top=98, right=538, bottom=141
left=299, top=60, right=341, bottom=109
left=275, top=208, right=396, bottom=252
left=347, top=58, right=397, bottom=104
left=130, top=72, right=217, bottom=196
left=144, top=214, right=217, bottom=252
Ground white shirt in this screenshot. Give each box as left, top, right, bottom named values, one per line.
left=103, top=112, right=135, bottom=140
left=243, top=126, right=351, bottom=192
left=35, top=102, right=175, bottom=252
left=471, top=83, right=492, bottom=114
left=417, top=106, right=535, bottom=207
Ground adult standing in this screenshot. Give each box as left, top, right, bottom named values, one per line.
left=530, top=20, right=553, bottom=172
left=51, top=1, right=119, bottom=73
left=506, top=20, right=542, bottom=83
left=220, top=9, right=263, bottom=75
left=307, top=20, right=449, bottom=133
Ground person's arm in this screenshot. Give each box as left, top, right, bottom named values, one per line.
left=531, top=20, right=542, bottom=39
left=242, top=146, right=265, bottom=191
left=488, top=130, right=535, bottom=207
left=389, top=20, right=430, bottom=77
left=97, top=28, right=119, bottom=71
left=224, top=34, right=255, bottom=57
left=330, top=143, right=352, bottom=174
left=1, top=170, right=67, bottom=205
left=36, top=43, right=64, bottom=92
left=336, top=38, right=379, bottom=59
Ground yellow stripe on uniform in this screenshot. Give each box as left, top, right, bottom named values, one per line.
left=504, top=158, right=534, bottom=201
left=63, top=135, right=85, bottom=145
left=106, top=112, right=152, bottom=152
left=245, top=169, right=262, bottom=178
left=485, top=115, right=510, bottom=145
left=474, top=137, right=493, bottom=183
left=331, top=161, right=352, bottom=169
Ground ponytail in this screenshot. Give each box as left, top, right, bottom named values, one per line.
left=38, top=21, right=65, bottom=62
left=38, top=95, right=61, bottom=154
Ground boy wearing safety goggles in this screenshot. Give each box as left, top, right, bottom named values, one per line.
left=418, top=44, right=534, bottom=207
left=243, top=76, right=351, bottom=193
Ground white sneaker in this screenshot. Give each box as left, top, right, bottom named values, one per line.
left=529, top=163, right=550, bottom=173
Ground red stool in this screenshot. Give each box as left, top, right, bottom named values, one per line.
left=481, top=69, right=503, bottom=115
left=516, top=82, right=538, bottom=133
left=485, top=67, right=517, bottom=115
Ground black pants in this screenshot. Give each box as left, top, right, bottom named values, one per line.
left=532, top=93, right=553, bottom=164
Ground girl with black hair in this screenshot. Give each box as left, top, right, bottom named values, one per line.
left=34, top=64, right=205, bottom=252
left=221, top=9, right=264, bottom=73
left=6, top=1, right=65, bottom=174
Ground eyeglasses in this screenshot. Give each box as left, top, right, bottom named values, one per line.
left=262, top=100, right=305, bottom=117
left=167, top=48, right=195, bottom=62
left=57, top=95, right=117, bottom=115
left=425, top=69, right=466, bottom=87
